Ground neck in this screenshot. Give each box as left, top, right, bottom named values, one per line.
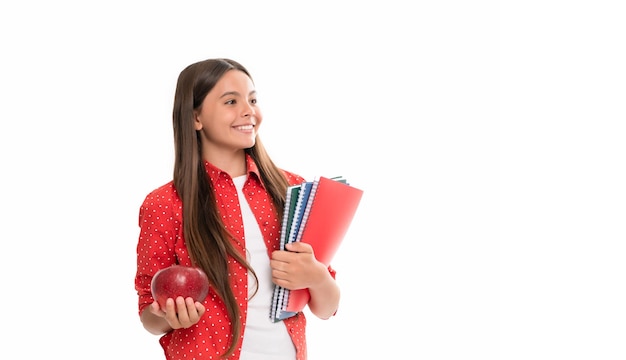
left=204, top=149, right=247, bottom=178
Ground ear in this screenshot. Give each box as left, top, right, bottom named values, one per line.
left=193, top=112, right=203, bottom=131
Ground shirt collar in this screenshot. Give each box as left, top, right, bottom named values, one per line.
left=203, top=153, right=264, bottom=188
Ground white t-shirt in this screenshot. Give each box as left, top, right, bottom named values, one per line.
left=233, top=175, right=297, bottom=360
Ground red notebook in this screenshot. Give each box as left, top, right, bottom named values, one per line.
left=285, top=176, right=364, bottom=312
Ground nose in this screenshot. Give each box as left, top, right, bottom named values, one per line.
left=241, top=102, right=255, bottom=117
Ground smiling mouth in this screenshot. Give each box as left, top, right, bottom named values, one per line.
left=234, top=124, right=254, bottom=131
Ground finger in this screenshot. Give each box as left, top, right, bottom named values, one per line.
left=150, top=301, right=163, bottom=316
left=272, top=262, right=300, bottom=287
left=164, top=298, right=181, bottom=327
left=174, top=296, right=190, bottom=325
left=271, top=250, right=293, bottom=262
left=272, top=276, right=298, bottom=290
left=194, top=301, right=207, bottom=318
left=270, top=258, right=286, bottom=270
left=184, top=297, right=201, bottom=324
left=271, top=267, right=289, bottom=280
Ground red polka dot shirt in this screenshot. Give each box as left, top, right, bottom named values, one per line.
left=135, top=155, right=320, bottom=360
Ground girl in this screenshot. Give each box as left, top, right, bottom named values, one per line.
left=134, top=58, right=340, bottom=360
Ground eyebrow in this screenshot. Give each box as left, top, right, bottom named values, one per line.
left=219, top=90, right=257, bottom=99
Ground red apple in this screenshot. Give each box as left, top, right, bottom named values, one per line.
left=151, top=265, right=210, bottom=308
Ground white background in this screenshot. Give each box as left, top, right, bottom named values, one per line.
left=1, top=1, right=625, bottom=359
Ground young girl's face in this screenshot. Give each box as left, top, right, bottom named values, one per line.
left=194, top=69, right=262, bottom=156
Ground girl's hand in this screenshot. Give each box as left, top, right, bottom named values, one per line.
left=149, top=297, right=206, bottom=329
left=270, top=241, right=328, bottom=290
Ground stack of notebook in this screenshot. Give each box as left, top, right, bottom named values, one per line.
left=270, top=176, right=364, bottom=322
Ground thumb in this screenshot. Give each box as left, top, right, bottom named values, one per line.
left=285, top=241, right=313, bottom=254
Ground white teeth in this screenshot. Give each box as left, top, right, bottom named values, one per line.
left=235, top=125, right=253, bottom=130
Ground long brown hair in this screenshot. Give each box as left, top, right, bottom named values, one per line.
left=172, top=58, right=290, bottom=357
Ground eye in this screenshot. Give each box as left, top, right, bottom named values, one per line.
left=225, top=99, right=236, bottom=105
left=250, top=98, right=257, bottom=105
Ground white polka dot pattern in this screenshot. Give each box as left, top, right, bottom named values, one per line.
left=135, top=155, right=309, bottom=360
